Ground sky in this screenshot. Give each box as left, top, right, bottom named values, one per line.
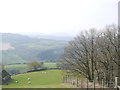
left=0, top=0, right=119, bottom=36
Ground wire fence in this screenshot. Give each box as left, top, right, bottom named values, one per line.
left=62, top=74, right=117, bottom=89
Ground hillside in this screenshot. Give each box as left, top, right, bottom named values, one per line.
left=1, top=33, right=68, bottom=64
left=0, top=43, right=15, bottom=50
left=3, top=70, right=71, bottom=88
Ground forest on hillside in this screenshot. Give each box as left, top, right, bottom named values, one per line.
left=0, top=33, right=68, bottom=64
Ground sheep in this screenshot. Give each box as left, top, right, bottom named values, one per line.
left=28, top=81, right=31, bottom=84
left=16, top=81, right=18, bottom=83
left=41, top=72, right=47, bottom=74
left=28, top=78, right=31, bottom=81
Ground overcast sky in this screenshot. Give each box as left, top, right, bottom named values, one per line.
left=0, top=0, right=119, bottom=36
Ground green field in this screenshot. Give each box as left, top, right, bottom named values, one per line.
left=3, top=70, right=70, bottom=88
left=5, top=63, right=57, bottom=73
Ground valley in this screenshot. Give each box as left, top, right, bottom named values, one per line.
left=1, top=33, right=69, bottom=64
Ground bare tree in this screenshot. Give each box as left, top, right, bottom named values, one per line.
left=61, top=25, right=118, bottom=87
left=62, top=29, right=98, bottom=82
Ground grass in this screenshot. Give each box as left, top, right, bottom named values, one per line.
left=3, top=70, right=70, bottom=88
left=2, top=52, right=26, bottom=64
left=5, top=63, right=57, bottom=73
left=44, top=63, right=57, bottom=68
left=5, top=64, right=29, bottom=73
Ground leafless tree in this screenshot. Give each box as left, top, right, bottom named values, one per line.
left=61, top=25, right=118, bottom=87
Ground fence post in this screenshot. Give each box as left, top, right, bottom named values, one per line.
left=102, top=79, right=104, bottom=89
left=76, top=76, right=79, bottom=87
left=80, top=79, right=82, bottom=88
left=94, top=78, right=95, bottom=90
left=87, top=78, right=88, bottom=89
left=115, top=77, right=118, bottom=88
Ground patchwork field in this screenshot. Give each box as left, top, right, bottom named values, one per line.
left=3, top=70, right=71, bottom=88
left=5, top=63, right=57, bottom=73
left=0, top=43, right=15, bottom=51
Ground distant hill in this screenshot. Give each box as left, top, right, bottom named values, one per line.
left=1, top=33, right=68, bottom=64
left=19, top=32, right=74, bottom=41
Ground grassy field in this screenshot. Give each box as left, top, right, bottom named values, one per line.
left=5, top=63, right=57, bottom=73
left=44, top=63, right=57, bottom=68
left=3, top=70, right=71, bottom=88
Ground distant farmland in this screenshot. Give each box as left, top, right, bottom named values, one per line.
left=5, top=63, right=57, bottom=73
left=0, top=43, right=15, bottom=51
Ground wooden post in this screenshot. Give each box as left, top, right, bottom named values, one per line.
left=80, top=79, right=82, bottom=88
left=81, top=79, right=82, bottom=88
left=87, top=78, right=88, bottom=89
left=66, top=75, right=67, bottom=83
left=76, top=77, right=79, bottom=87
left=63, top=76, right=65, bottom=83
left=115, top=77, right=118, bottom=88
left=94, top=78, right=95, bottom=90
left=102, top=79, right=104, bottom=89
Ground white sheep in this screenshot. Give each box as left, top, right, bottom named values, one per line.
left=28, top=81, right=31, bottom=84
left=28, top=78, right=31, bottom=81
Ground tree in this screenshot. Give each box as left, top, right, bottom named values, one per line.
left=27, top=61, right=43, bottom=70
left=61, top=25, right=118, bottom=87
left=61, top=29, right=98, bottom=82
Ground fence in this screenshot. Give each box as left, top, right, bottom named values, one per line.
left=62, top=74, right=118, bottom=89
